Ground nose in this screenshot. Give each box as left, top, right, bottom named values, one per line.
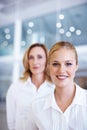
left=58, top=64, right=66, bottom=73
left=33, top=57, right=38, bottom=64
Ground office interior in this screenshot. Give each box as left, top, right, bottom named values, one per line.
left=0, top=0, right=87, bottom=130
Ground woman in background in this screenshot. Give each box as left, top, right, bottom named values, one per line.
left=6, top=43, right=54, bottom=130
left=26, top=41, right=87, bottom=130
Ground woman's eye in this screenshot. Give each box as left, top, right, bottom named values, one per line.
left=52, top=63, right=59, bottom=66
left=38, top=55, right=43, bottom=59
left=28, top=56, right=33, bottom=60
left=66, top=63, right=72, bottom=66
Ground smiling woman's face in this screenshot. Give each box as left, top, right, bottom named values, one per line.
left=49, top=48, right=78, bottom=88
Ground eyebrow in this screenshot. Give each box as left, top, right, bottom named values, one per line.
left=51, top=60, right=73, bottom=62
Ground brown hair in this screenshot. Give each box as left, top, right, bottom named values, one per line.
left=20, top=43, right=48, bottom=81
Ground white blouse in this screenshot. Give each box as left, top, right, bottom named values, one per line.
left=6, top=77, right=54, bottom=130
left=26, top=84, right=87, bottom=130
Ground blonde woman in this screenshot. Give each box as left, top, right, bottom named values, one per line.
left=26, top=41, right=87, bottom=130
left=6, top=43, right=54, bottom=130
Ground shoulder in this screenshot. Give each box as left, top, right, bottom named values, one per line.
left=76, top=84, right=87, bottom=93
left=7, top=79, right=27, bottom=94
left=32, top=93, right=51, bottom=113
left=76, top=84, right=87, bottom=104
left=9, top=79, right=23, bottom=88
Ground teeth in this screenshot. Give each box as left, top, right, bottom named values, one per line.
left=57, top=75, right=66, bottom=77
left=56, top=75, right=67, bottom=79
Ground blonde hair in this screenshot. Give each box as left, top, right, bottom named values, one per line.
left=20, top=43, right=48, bottom=81
left=46, top=41, right=78, bottom=82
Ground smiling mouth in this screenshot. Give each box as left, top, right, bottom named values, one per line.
left=56, top=75, right=68, bottom=80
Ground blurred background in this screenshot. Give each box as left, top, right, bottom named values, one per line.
left=0, top=0, right=87, bottom=129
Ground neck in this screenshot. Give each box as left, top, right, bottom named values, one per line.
left=54, top=84, right=76, bottom=112
left=31, top=73, right=45, bottom=89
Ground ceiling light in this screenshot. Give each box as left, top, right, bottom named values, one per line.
left=56, top=22, right=62, bottom=28
left=69, top=26, right=75, bottom=32
left=76, top=29, right=81, bottom=35
left=5, top=34, right=11, bottom=39
left=59, top=14, right=64, bottom=20
left=27, top=29, right=32, bottom=34
left=4, top=28, right=10, bottom=33
left=66, top=31, right=71, bottom=37
left=21, top=41, right=26, bottom=46
left=28, top=22, right=34, bottom=27
left=59, top=28, right=64, bottom=34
